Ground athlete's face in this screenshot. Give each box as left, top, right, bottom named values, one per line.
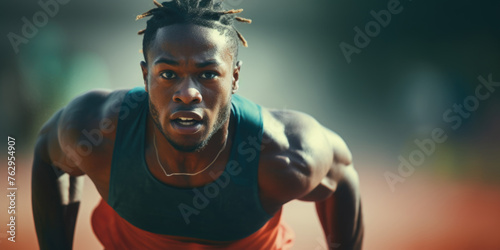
left=141, top=24, right=240, bottom=152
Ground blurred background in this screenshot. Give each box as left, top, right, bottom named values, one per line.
left=1, top=0, right=499, bottom=249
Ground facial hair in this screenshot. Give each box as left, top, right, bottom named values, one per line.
left=149, top=97, right=231, bottom=153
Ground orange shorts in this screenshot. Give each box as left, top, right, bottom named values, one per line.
left=91, top=199, right=295, bottom=250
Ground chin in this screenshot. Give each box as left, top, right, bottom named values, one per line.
left=167, top=137, right=209, bottom=153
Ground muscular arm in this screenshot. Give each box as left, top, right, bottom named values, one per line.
left=32, top=90, right=113, bottom=249
left=315, top=165, right=363, bottom=250
left=311, top=130, right=363, bottom=249
left=32, top=110, right=85, bottom=250
left=260, top=109, right=363, bottom=249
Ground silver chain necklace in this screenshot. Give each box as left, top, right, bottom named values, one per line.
left=153, top=132, right=228, bottom=177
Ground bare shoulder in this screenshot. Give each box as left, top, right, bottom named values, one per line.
left=37, top=89, right=129, bottom=175
left=261, top=108, right=352, bottom=168
left=258, top=107, right=353, bottom=209
left=57, top=89, right=127, bottom=144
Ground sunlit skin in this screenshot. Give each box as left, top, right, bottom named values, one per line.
left=32, top=22, right=363, bottom=249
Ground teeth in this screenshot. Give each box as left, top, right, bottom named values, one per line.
left=176, top=117, right=197, bottom=126
left=178, top=121, right=195, bottom=126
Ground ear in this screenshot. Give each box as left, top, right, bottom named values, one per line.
left=232, top=60, right=242, bottom=94
left=140, top=61, right=149, bottom=92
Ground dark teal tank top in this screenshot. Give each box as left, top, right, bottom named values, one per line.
left=107, top=87, right=272, bottom=241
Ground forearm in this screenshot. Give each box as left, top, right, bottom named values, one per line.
left=63, top=176, right=83, bottom=246
left=315, top=167, right=363, bottom=250
left=31, top=152, right=81, bottom=250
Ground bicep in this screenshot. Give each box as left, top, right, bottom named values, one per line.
left=47, top=89, right=115, bottom=176
left=37, top=107, right=85, bottom=176
left=298, top=128, right=355, bottom=202
left=262, top=109, right=355, bottom=203
left=298, top=162, right=356, bottom=202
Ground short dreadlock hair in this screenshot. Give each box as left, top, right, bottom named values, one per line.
left=136, top=0, right=251, bottom=63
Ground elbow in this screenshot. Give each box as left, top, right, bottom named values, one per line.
left=335, top=165, right=360, bottom=202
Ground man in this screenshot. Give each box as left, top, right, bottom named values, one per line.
left=32, top=1, right=363, bottom=249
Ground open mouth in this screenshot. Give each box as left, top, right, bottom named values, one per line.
left=170, top=111, right=204, bottom=134
left=174, top=117, right=201, bottom=127
left=170, top=116, right=203, bottom=134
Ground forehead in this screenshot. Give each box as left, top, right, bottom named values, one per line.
left=147, top=23, right=234, bottom=66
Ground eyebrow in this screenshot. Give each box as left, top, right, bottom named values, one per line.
left=154, top=58, right=220, bottom=68
left=154, top=58, right=179, bottom=66
left=195, top=60, right=220, bottom=68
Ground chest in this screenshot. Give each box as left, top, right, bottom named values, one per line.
left=105, top=145, right=272, bottom=241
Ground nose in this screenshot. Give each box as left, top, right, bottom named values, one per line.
left=172, top=78, right=202, bottom=104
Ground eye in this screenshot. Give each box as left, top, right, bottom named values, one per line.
left=160, top=71, right=177, bottom=79
left=200, top=71, right=219, bottom=80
